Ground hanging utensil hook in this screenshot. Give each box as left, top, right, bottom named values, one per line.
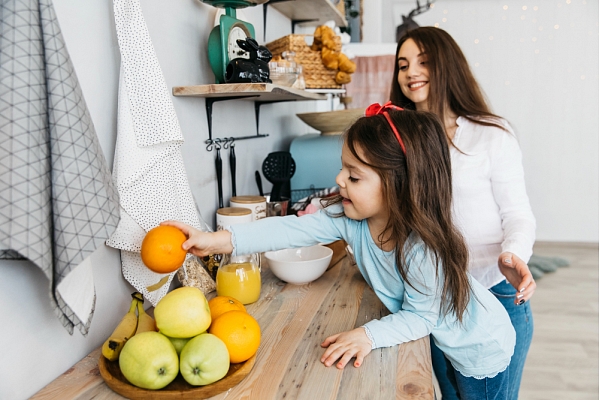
left=215, top=144, right=224, bottom=208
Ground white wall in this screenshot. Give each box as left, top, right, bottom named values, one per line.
left=361, top=0, right=599, bottom=243
left=0, top=1, right=316, bottom=399
left=1, top=1, right=597, bottom=398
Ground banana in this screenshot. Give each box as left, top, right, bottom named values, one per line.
left=101, top=295, right=139, bottom=361
left=134, top=297, right=157, bottom=334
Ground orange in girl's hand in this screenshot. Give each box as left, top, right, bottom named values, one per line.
left=140, top=225, right=187, bottom=274
left=208, top=296, right=247, bottom=321
left=209, top=310, right=260, bottom=364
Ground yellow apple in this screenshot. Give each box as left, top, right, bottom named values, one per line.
left=119, top=331, right=178, bottom=390
left=180, top=333, right=230, bottom=386
left=165, top=335, right=193, bottom=355
left=154, top=287, right=211, bottom=338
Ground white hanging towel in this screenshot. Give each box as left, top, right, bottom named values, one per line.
left=107, top=0, right=207, bottom=305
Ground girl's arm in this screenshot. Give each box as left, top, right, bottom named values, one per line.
left=362, top=245, right=440, bottom=349
left=164, top=205, right=350, bottom=257
left=229, top=207, right=349, bottom=255
left=322, top=243, right=440, bottom=365
left=160, top=221, right=233, bottom=257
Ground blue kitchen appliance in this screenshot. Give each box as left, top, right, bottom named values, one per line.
left=289, top=134, right=343, bottom=202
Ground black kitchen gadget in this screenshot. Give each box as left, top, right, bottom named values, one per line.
left=262, top=151, right=295, bottom=202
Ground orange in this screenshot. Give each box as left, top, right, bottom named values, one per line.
left=209, top=310, right=260, bottom=363
left=208, top=296, right=247, bottom=321
left=140, top=225, right=187, bottom=274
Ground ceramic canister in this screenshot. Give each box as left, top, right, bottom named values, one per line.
left=216, top=207, right=253, bottom=231
left=230, top=195, right=267, bottom=221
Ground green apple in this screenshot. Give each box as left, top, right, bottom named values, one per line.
left=154, top=287, right=211, bottom=338
left=119, top=331, right=179, bottom=390
left=165, top=335, right=193, bottom=355
left=180, top=333, right=230, bottom=386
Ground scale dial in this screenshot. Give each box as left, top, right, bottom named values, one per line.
left=228, top=25, right=251, bottom=61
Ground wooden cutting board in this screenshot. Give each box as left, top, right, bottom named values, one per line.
left=98, top=353, right=255, bottom=400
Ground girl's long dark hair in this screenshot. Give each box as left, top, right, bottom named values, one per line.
left=328, top=110, right=471, bottom=321
left=389, top=27, right=505, bottom=134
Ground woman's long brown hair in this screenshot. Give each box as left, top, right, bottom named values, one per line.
left=389, top=27, right=505, bottom=134
left=327, top=110, right=471, bottom=321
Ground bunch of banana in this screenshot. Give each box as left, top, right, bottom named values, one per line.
left=102, top=295, right=138, bottom=361
left=135, top=297, right=157, bottom=334
left=102, top=292, right=157, bottom=361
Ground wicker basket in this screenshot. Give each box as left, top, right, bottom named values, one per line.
left=266, top=34, right=342, bottom=89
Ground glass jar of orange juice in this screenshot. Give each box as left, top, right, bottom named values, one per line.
left=216, top=253, right=261, bottom=305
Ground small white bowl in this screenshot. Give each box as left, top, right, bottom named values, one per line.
left=264, top=245, right=333, bottom=285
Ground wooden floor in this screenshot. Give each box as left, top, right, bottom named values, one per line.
left=520, top=242, right=599, bottom=400
left=435, top=242, right=599, bottom=400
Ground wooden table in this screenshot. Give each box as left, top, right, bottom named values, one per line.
left=33, top=244, right=434, bottom=400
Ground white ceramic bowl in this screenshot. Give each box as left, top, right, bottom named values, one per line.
left=264, top=245, right=333, bottom=285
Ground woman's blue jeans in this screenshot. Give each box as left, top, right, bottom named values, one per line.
left=431, top=280, right=534, bottom=400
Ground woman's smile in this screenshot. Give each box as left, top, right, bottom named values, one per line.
left=408, top=81, right=428, bottom=91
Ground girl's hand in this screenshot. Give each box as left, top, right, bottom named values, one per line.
left=160, top=221, right=233, bottom=257
left=498, top=252, right=537, bottom=305
left=320, top=328, right=373, bottom=369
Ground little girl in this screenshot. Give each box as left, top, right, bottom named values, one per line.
left=165, top=104, right=515, bottom=399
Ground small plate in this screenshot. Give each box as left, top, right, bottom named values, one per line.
left=99, top=353, right=256, bottom=399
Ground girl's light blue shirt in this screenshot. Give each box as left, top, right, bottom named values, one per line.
left=230, top=206, right=515, bottom=378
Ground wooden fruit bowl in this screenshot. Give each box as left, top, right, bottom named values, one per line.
left=296, top=108, right=365, bottom=135
left=98, top=353, right=256, bottom=399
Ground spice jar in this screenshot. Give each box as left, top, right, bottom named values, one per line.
left=230, top=195, right=267, bottom=221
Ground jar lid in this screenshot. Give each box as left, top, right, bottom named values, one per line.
left=230, top=196, right=266, bottom=204
left=217, top=207, right=252, bottom=216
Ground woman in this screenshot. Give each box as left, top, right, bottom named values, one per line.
left=390, top=27, right=536, bottom=400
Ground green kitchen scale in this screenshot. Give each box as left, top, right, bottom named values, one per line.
left=204, top=0, right=267, bottom=83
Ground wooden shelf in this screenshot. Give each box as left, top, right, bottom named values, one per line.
left=172, top=83, right=327, bottom=150
left=172, top=83, right=326, bottom=102
left=268, top=0, right=347, bottom=28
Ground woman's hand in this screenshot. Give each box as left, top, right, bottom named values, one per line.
left=160, top=221, right=233, bottom=257
left=498, top=252, right=537, bottom=305
left=320, top=327, right=373, bottom=369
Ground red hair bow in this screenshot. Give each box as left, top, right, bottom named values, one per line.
left=364, top=101, right=406, bottom=154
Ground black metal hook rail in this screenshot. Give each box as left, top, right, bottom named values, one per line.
left=204, top=96, right=303, bottom=152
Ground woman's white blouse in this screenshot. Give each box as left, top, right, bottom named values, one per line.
left=451, top=117, right=536, bottom=289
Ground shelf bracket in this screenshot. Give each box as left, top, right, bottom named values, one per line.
left=254, top=100, right=282, bottom=136
left=206, top=96, right=258, bottom=142
left=263, top=0, right=319, bottom=40
left=202, top=90, right=321, bottom=151
left=291, top=19, right=318, bottom=33
left=205, top=96, right=300, bottom=151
